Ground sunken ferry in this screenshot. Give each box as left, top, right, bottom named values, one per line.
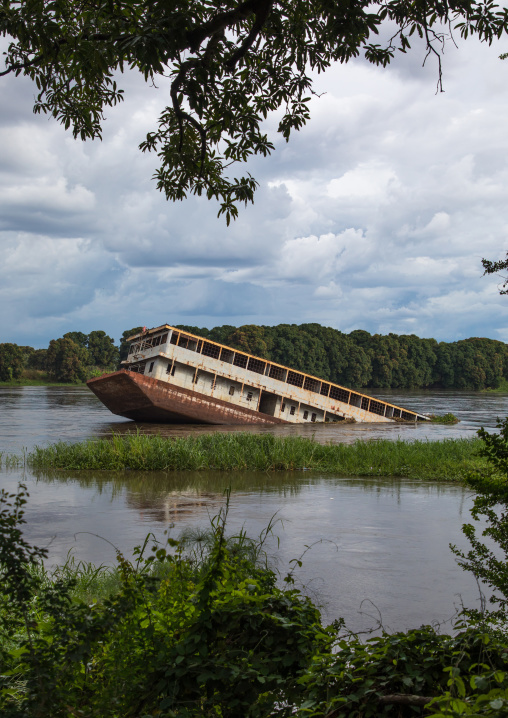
left=87, top=324, right=429, bottom=425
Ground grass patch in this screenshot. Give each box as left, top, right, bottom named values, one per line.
left=28, top=432, right=484, bottom=481
left=428, top=412, right=460, bottom=424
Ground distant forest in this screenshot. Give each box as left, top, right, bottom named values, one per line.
left=1, top=324, right=507, bottom=390
left=176, top=323, right=508, bottom=391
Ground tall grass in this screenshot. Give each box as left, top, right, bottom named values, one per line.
left=28, top=433, right=484, bottom=481
left=0, top=452, right=23, bottom=469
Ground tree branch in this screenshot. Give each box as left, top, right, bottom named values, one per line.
left=170, top=60, right=207, bottom=175
left=0, top=54, right=44, bottom=77
left=186, top=0, right=263, bottom=52
left=226, top=0, right=274, bottom=69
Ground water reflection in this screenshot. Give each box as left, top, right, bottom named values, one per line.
left=32, top=466, right=468, bottom=507
left=9, top=464, right=478, bottom=633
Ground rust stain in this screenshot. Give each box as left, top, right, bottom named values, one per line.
left=88, top=371, right=288, bottom=425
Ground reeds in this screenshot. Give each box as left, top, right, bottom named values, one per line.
left=0, top=452, right=23, bottom=469
left=28, top=432, right=484, bottom=481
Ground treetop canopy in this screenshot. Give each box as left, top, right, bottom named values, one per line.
left=2, top=0, right=508, bottom=222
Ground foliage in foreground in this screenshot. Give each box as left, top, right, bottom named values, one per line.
left=2, top=1, right=508, bottom=221
left=26, top=433, right=484, bottom=481
left=452, top=417, right=508, bottom=633
left=0, top=487, right=326, bottom=717
left=1, top=485, right=508, bottom=718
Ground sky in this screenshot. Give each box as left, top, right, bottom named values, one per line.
left=2, top=27, right=508, bottom=349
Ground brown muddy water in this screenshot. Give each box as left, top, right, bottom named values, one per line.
left=1, top=385, right=508, bottom=632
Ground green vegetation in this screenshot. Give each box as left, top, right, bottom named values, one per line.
left=45, top=337, right=92, bottom=383
left=3, top=417, right=508, bottom=717
left=483, top=377, right=508, bottom=393
left=429, top=413, right=460, bottom=424
left=2, top=323, right=508, bottom=390
left=0, top=343, right=25, bottom=382
left=27, top=433, right=483, bottom=482
left=452, top=417, right=508, bottom=636
left=2, top=479, right=508, bottom=717
left=0, top=330, right=119, bottom=386
left=178, top=323, right=508, bottom=391
left=0, top=369, right=80, bottom=387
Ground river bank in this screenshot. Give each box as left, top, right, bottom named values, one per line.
left=0, top=369, right=81, bottom=386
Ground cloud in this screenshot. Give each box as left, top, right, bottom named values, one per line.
left=2, top=32, right=508, bottom=346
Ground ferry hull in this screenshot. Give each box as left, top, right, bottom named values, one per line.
left=87, top=370, right=289, bottom=425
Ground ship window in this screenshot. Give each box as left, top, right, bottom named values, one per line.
left=311, top=413, right=317, bottom=422
left=233, top=353, right=248, bottom=369
left=281, top=402, right=285, bottom=412
left=370, top=400, right=386, bottom=416
left=290, top=406, right=296, bottom=416
left=287, top=371, right=304, bottom=388
left=178, top=334, right=198, bottom=351
left=320, top=382, right=330, bottom=397
left=161, top=333, right=168, bottom=345
left=246, top=391, right=253, bottom=402
left=247, top=357, right=266, bottom=375
left=171, top=365, right=176, bottom=376
left=220, top=348, right=234, bottom=364
left=269, top=364, right=285, bottom=381
left=304, top=377, right=320, bottom=393
left=170, top=332, right=179, bottom=345
left=129, top=361, right=146, bottom=374
left=303, top=410, right=309, bottom=420
left=229, top=386, right=235, bottom=396
left=330, top=386, right=350, bottom=403
left=149, top=361, right=154, bottom=373
left=201, top=341, right=221, bottom=359
left=166, top=362, right=172, bottom=374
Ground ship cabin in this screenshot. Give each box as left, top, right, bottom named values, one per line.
left=121, top=324, right=428, bottom=425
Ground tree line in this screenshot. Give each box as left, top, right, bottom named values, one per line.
left=1, top=323, right=507, bottom=389
left=176, top=323, right=508, bottom=391
left=0, top=331, right=121, bottom=383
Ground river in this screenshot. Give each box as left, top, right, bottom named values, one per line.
left=1, top=385, right=507, bottom=632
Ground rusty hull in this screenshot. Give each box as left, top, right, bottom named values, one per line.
left=87, top=370, right=289, bottom=425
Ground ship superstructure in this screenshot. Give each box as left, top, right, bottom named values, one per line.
left=87, top=324, right=429, bottom=425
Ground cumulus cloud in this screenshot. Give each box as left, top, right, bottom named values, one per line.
left=1, top=32, right=508, bottom=346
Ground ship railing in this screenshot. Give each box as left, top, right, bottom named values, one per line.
left=163, top=328, right=427, bottom=422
